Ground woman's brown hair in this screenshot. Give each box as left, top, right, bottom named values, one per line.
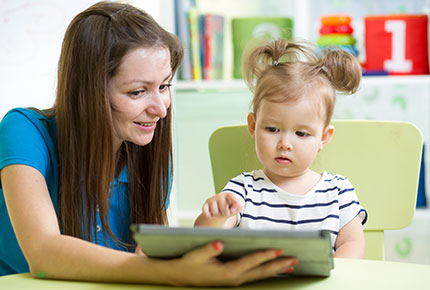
left=242, top=39, right=361, bottom=126
left=43, top=1, right=183, bottom=249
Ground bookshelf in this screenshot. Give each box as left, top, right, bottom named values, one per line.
left=162, top=0, right=430, bottom=226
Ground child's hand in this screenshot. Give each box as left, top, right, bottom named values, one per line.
left=202, top=192, right=243, bottom=219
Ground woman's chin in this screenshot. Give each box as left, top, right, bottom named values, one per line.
left=130, top=136, right=154, bottom=147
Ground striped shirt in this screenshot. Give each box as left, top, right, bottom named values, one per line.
left=222, top=169, right=367, bottom=250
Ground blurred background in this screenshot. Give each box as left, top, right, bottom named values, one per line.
left=0, top=0, right=429, bottom=265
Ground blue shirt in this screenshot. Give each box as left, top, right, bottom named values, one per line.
left=0, top=108, right=153, bottom=275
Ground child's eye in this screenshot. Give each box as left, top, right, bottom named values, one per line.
left=296, top=131, right=309, bottom=137
left=266, top=127, right=279, bottom=133
left=159, top=83, right=172, bottom=92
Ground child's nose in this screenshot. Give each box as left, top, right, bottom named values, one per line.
left=277, top=136, right=293, bottom=151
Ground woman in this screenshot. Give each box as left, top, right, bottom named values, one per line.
left=0, top=1, right=296, bottom=286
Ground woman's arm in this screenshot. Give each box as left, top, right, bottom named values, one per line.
left=334, top=216, right=366, bottom=259
left=2, top=164, right=296, bottom=285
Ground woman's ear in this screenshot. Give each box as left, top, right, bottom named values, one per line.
left=247, top=112, right=256, bottom=140
left=319, top=125, right=334, bottom=152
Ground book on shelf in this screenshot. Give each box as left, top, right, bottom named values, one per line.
left=188, top=8, right=202, bottom=80
left=203, top=14, right=212, bottom=80
left=174, top=0, right=224, bottom=81
left=199, top=14, right=206, bottom=80
left=204, top=14, right=224, bottom=80
left=213, top=14, right=224, bottom=80
left=174, top=0, right=194, bottom=81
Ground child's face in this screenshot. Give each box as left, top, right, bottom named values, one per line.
left=248, top=97, right=333, bottom=183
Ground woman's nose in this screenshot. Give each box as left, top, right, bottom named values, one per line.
left=147, top=91, right=169, bottom=118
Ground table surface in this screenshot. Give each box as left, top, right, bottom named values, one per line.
left=1, top=258, right=430, bottom=290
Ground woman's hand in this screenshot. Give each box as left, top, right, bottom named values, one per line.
left=163, top=241, right=298, bottom=287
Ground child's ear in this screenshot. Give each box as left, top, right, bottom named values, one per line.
left=319, top=125, right=334, bottom=152
left=247, top=112, right=256, bottom=140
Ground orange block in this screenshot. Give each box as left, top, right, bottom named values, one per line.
left=320, top=15, right=352, bottom=26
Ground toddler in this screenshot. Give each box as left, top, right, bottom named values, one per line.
left=195, top=39, right=368, bottom=258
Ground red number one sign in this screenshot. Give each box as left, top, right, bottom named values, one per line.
left=365, top=15, right=429, bottom=75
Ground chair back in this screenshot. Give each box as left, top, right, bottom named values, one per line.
left=208, top=120, right=423, bottom=260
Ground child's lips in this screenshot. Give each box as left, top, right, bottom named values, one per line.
left=275, top=157, right=291, bottom=164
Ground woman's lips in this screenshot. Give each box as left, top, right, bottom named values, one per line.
left=134, top=121, right=156, bottom=132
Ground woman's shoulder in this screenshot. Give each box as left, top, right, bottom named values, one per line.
left=1, top=107, right=55, bottom=132
left=2, top=107, right=50, bottom=122
left=0, top=107, right=58, bottom=174
left=0, top=107, right=57, bottom=149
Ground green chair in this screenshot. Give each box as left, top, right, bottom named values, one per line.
left=208, top=120, right=423, bottom=260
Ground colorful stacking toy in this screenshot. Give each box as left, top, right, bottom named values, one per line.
left=317, top=14, right=358, bottom=57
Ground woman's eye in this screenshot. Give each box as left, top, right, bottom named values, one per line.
left=296, top=131, right=309, bottom=137
left=159, top=83, right=172, bottom=92
left=128, top=90, right=145, bottom=98
left=266, top=127, right=279, bottom=133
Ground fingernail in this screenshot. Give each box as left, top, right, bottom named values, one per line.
left=212, top=241, right=222, bottom=251
left=275, top=249, right=282, bottom=257
left=291, top=259, right=299, bottom=266
left=285, top=267, right=294, bottom=273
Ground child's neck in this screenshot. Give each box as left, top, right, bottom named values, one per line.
left=264, top=169, right=322, bottom=195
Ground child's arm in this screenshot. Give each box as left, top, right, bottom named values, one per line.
left=194, top=192, right=243, bottom=228
left=333, top=216, right=366, bottom=258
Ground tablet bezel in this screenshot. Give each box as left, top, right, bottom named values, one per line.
left=131, top=224, right=334, bottom=277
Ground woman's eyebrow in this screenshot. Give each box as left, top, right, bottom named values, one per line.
left=121, top=74, right=172, bottom=86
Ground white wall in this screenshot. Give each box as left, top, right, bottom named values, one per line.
left=0, top=0, right=166, bottom=119
left=0, top=1, right=95, bottom=118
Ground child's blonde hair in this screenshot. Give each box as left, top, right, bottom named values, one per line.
left=242, top=39, right=362, bottom=126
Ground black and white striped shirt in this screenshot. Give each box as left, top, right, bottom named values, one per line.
left=222, top=170, right=368, bottom=250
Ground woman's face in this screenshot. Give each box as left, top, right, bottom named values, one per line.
left=108, top=47, right=172, bottom=150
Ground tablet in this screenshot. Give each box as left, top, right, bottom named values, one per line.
left=131, top=224, right=334, bottom=277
